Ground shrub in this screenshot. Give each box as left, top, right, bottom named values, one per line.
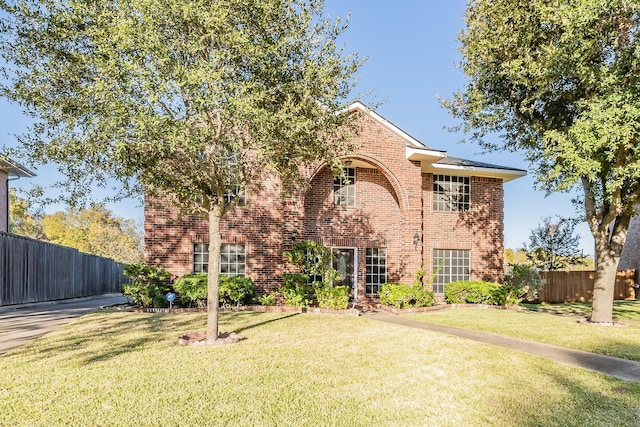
left=219, top=276, right=256, bottom=307
left=123, top=263, right=172, bottom=308
left=173, top=273, right=208, bottom=307
left=258, top=292, right=277, bottom=306
left=444, top=281, right=506, bottom=305
left=379, top=283, right=435, bottom=308
left=280, top=273, right=312, bottom=307
left=285, top=240, right=332, bottom=277
left=316, top=285, right=349, bottom=309
left=504, top=264, right=545, bottom=303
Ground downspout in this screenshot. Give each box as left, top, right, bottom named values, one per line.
left=6, top=176, right=20, bottom=233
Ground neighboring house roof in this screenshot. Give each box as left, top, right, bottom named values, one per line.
left=0, top=156, right=36, bottom=178
left=347, top=101, right=527, bottom=182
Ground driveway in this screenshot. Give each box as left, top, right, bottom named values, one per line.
left=0, top=294, right=127, bottom=354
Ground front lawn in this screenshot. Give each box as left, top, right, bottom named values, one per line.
left=523, top=300, right=640, bottom=322
left=407, top=302, right=640, bottom=361
left=1, top=310, right=639, bottom=426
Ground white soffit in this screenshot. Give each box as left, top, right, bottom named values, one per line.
left=424, top=162, right=527, bottom=182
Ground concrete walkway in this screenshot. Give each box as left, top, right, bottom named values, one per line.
left=364, top=310, right=640, bottom=382
left=0, top=294, right=128, bottom=355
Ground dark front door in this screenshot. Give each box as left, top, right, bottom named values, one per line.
left=332, top=248, right=357, bottom=300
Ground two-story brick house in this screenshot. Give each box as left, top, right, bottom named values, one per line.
left=144, top=102, right=526, bottom=302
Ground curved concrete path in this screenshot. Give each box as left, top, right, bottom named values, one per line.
left=364, top=311, right=640, bottom=382
left=0, top=294, right=127, bottom=355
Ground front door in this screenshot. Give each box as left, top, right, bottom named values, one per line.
left=332, top=248, right=357, bottom=301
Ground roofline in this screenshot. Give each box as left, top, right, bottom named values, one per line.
left=346, top=102, right=427, bottom=148
left=406, top=146, right=447, bottom=162
left=425, top=162, right=527, bottom=182
left=0, top=157, right=36, bottom=178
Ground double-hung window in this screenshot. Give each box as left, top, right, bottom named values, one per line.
left=334, top=168, right=356, bottom=206
left=433, top=175, right=469, bottom=211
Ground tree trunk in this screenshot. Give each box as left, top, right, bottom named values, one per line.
left=590, top=229, right=622, bottom=323
left=207, top=206, right=222, bottom=342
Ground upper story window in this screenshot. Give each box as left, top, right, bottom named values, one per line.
left=433, top=175, right=469, bottom=212
left=334, top=168, right=356, bottom=206
left=223, top=187, right=246, bottom=206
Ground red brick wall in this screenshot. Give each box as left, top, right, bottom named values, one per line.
left=422, top=174, right=505, bottom=283
left=144, top=113, right=507, bottom=297
left=145, top=176, right=288, bottom=291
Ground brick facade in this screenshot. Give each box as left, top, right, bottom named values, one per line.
left=144, top=103, right=525, bottom=300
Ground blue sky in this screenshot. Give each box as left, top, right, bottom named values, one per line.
left=0, top=1, right=594, bottom=255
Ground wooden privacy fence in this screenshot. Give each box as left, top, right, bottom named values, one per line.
left=0, top=232, right=128, bottom=306
left=537, top=270, right=637, bottom=303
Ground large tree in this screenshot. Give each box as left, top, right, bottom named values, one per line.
left=0, top=0, right=363, bottom=341
left=41, top=205, right=144, bottom=264
left=445, top=0, right=640, bottom=323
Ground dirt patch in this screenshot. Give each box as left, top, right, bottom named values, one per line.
left=177, top=331, right=246, bottom=346
left=577, top=317, right=628, bottom=327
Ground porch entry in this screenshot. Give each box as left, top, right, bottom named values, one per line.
left=331, top=247, right=358, bottom=301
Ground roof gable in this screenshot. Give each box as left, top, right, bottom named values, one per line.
left=346, top=102, right=526, bottom=182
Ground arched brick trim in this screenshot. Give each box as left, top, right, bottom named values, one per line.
left=306, top=155, right=408, bottom=212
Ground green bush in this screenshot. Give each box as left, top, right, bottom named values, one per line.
left=258, top=292, right=277, bottom=306
left=379, top=283, right=435, bottom=308
left=444, top=281, right=506, bottom=305
left=504, top=264, right=545, bottom=303
left=316, top=285, right=349, bottom=309
left=123, top=263, right=172, bottom=308
left=281, top=273, right=312, bottom=307
left=219, top=276, right=256, bottom=307
left=173, top=273, right=208, bottom=307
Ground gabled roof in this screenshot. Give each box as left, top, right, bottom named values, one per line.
left=346, top=102, right=526, bottom=182
left=0, top=156, right=36, bottom=178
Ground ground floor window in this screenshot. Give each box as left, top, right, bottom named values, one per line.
left=193, top=243, right=209, bottom=273
left=432, top=249, right=470, bottom=293
left=366, top=247, right=386, bottom=295
left=193, top=243, right=246, bottom=277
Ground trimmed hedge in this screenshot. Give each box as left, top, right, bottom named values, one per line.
left=379, top=283, right=435, bottom=308
left=444, top=280, right=507, bottom=305
left=172, top=273, right=257, bottom=307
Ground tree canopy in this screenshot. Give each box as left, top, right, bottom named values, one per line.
left=0, top=0, right=364, bottom=340
left=9, top=190, right=143, bottom=264
left=446, top=0, right=640, bottom=322
left=524, top=216, right=582, bottom=271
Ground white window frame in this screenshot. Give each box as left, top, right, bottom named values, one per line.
left=433, top=175, right=470, bottom=212
left=334, top=168, right=356, bottom=206
left=193, top=243, right=209, bottom=273
left=365, top=247, right=387, bottom=295
left=193, top=243, right=246, bottom=277
left=433, top=249, right=470, bottom=294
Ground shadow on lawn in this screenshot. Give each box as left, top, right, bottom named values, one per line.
left=233, top=312, right=299, bottom=334
left=15, top=311, right=302, bottom=366
left=509, top=371, right=640, bottom=426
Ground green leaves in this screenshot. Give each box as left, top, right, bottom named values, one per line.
left=447, top=0, right=640, bottom=234
left=0, top=0, right=364, bottom=212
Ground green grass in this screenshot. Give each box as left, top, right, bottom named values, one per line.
left=407, top=301, right=640, bottom=361
left=523, top=300, right=640, bottom=322
left=1, top=310, right=640, bottom=426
